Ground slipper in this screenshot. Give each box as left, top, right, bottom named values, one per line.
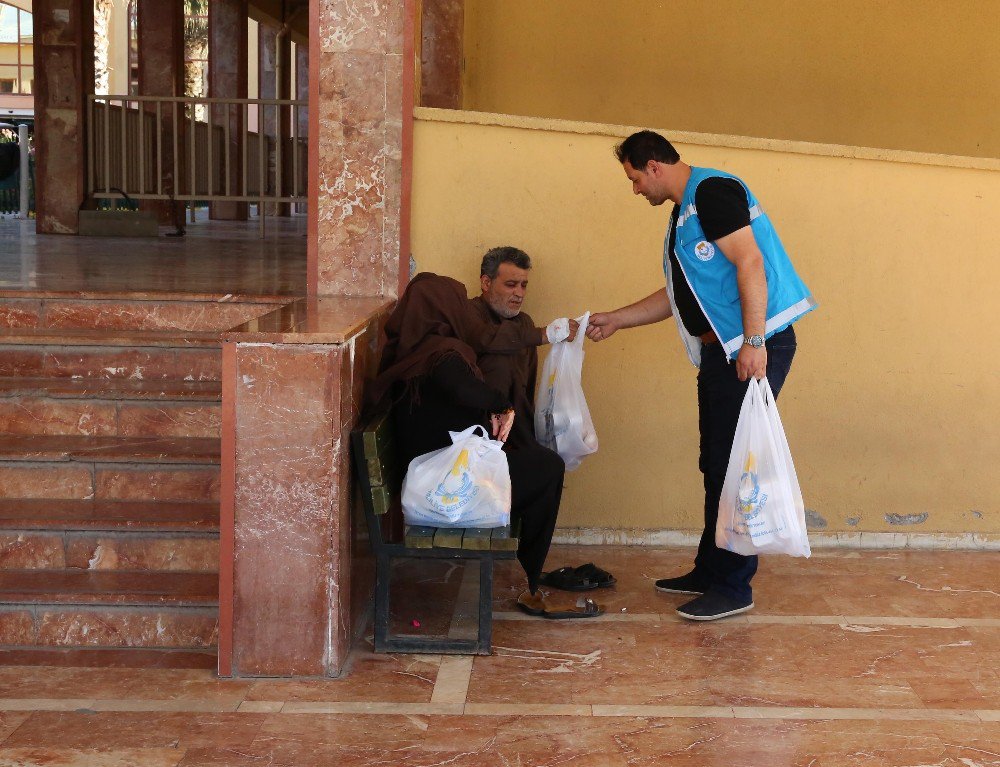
left=542, top=596, right=604, bottom=620
left=538, top=563, right=616, bottom=591
left=516, top=591, right=603, bottom=619
left=576, top=562, right=616, bottom=588
left=516, top=590, right=547, bottom=616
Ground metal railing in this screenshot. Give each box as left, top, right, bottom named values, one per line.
left=86, top=95, right=307, bottom=224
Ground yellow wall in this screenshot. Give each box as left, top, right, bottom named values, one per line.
left=410, top=110, right=1000, bottom=537
left=463, top=0, right=1000, bottom=159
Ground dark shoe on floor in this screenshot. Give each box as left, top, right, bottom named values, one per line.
left=539, top=563, right=616, bottom=591
left=654, top=572, right=708, bottom=595
left=676, top=592, right=754, bottom=621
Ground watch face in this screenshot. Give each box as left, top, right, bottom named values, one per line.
left=747, top=335, right=765, bottom=348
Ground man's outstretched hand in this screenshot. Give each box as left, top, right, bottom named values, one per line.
left=586, top=312, right=619, bottom=342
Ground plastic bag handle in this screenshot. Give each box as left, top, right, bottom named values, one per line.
left=448, top=423, right=504, bottom=451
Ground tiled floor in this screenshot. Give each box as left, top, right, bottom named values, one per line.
left=0, top=544, right=997, bottom=765
left=0, top=215, right=307, bottom=297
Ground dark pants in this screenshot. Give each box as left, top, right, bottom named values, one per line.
left=507, top=445, right=565, bottom=593
left=693, top=326, right=797, bottom=601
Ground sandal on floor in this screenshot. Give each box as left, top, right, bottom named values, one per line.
left=542, top=596, right=604, bottom=620
left=516, top=590, right=547, bottom=616
left=538, top=563, right=616, bottom=591
left=576, top=562, right=616, bottom=588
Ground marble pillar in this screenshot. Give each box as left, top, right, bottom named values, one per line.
left=311, top=0, right=409, bottom=297
left=220, top=297, right=389, bottom=677
left=209, top=0, right=249, bottom=221
left=258, top=21, right=291, bottom=217
left=420, top=0, right=463, bottom=109
left=33, top=0, right=95, bottom=235
left=137, top=0, right=185, bottom=224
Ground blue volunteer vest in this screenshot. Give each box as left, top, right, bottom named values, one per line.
left=663, top=166, right=817, bottom=365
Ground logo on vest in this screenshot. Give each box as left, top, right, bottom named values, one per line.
left=694, top=241, right=715, bottom=261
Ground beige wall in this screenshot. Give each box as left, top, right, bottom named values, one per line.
left=463, top=0, right=1000, bottom=159
left=410, top=110, right=1000, bottom=537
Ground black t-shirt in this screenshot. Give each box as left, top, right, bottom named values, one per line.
left=668, top=176, right=752, bottom=337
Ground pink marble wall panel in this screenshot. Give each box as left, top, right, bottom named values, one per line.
left=95, top=467, right=220, bottom=502
left=117, top=403, right=221, bottom=439
left=63, top=535, right=219, bottom=572
left=0, top=534, right=66, bottom=569
left=0, top=399, right=118, bottom=436
left=230, top=343, right=345, bottom=676
left=420, top=0, right=463, bottom=109
left=314, top=0, right=406, bottom=296
left=37, top=609, right=218, bottom=648
left=0, top=466, right=94, bottom=499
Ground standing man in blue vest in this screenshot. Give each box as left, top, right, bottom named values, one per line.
left=587, top=130, right=816, bottom=621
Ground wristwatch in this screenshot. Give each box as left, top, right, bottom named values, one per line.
left=743, top=334, right=765, bottom=349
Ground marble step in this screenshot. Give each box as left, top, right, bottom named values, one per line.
left=0, top=343, right=221, bottom=381
left=0, top=571, right=218, bottom=652
left=0, top=294, right=282, bottom=333
left=0, top=646, right=217, bottom=668
left=0, top=436, right=220, bottom=502
left=0, top=569, right=218, bottom=606
left=0, top=499, right=219, bottom=532
left=0, top=531, right=219, bottom=572
left=0, top=377, right=222, bottom=401
left=0, top=395, right=221, bottom=439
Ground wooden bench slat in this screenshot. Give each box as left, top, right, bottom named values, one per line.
left=433, top=527, right=465, bottom=549
left=461, top=528, right=493, bottom=550
left=370, top=485, right=392, bottom=516
left=362, top=412, right=393, bottom=461
left=404, top=525, right=436, bottom=548
left=490, top=525, right=519, bottom=551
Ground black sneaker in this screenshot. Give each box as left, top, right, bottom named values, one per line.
left=654, top=572, right=707, bottom=595
left=676, top=592, right=754, bottom=621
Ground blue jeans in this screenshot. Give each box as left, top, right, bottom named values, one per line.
left=693, top=326, right=797, bottom=601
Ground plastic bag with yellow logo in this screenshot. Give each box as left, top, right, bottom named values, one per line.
left=534, top=311, right=599, bottom=471
left=401, top=424, right=512, bottom=528
left=716, top=377, right=810, bottom=557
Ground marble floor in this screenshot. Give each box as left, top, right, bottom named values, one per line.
left=0, top=213, right=307, bottom=297
left=0, top=544, right=997, bottom=766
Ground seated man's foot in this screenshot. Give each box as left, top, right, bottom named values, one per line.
left=654, top=571, right=708, bottom=595
left=676, top=592, right=754, bottom=621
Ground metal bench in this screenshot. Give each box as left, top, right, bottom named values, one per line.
left=351, top=411, right=518, bottom=654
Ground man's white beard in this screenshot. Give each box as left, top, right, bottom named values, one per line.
left=486, top=294, right=520, bottom=319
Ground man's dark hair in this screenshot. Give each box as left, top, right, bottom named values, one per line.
left=614, top=130, right=680, bottom=169
left=480, top=246, right=532, bottom=279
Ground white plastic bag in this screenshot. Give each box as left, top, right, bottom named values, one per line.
left=401, top=424, right=512, bottom=528
left=716, top=377, right=811, bottom=557
left=534, top=311, right=598, bottom=471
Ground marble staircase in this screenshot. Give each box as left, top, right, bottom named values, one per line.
left=0, top=295, right=279, bottom=667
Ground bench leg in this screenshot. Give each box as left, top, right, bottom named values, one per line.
left=476, top=557, right=494, bottom=655
left=373, top=552, right=392, bottom=652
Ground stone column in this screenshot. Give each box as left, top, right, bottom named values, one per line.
left=294, top=43, right=308, bottom=203
left=258, top=20, right=291, bottom=217
left=137, top=0, right=185, bottom=224
left=311, top=0, right=409, bottom=296
left=209, top=0, right=249, bottom=220
left=33, top=0, right=95, bottom=234
left=420, top=0, right=463, bottom=109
